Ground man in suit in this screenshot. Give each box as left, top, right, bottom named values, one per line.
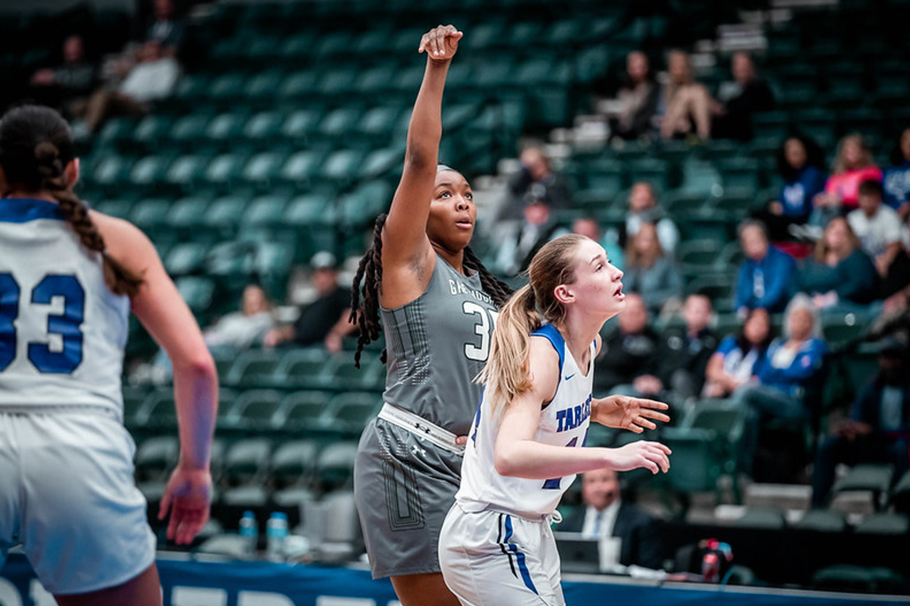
left=559, top=468, right=664, bottom=570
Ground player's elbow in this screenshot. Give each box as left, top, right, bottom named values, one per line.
left=494, top=446, right=521, bottom=477
left=173, top=349, right=217, bottom=383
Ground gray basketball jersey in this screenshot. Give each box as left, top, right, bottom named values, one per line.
left=381, top=255, right=497, bottom=436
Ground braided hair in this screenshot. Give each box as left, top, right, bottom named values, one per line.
left=0, top=106, right=143, bottom=297
left=349, top=213, right=513, bottom=367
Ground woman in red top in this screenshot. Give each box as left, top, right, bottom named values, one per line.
left=812, top=134, right=881, bottom=226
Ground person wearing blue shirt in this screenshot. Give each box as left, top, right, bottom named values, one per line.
left=703, top=308, right=773, bottom=398
left=882, top=128, right=910, bottom=217
left=754, top=136, right=827, bottom=242
left=733, top=295, right=828, bottom=476
left=811, top=336, right=910, bottom=507
left=735, top=220, right=798, bottom=316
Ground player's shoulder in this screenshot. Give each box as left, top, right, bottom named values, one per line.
left=89, top=209, right=160, bottom=270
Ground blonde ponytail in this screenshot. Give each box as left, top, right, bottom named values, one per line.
left=477, top=284, right=541, bottom=417
left=477, top=233, right=589, bottom=418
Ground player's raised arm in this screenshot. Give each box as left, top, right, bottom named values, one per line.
left=381, top=25, right=463, bottom=276
left=94, top=211, right=217, bottom=544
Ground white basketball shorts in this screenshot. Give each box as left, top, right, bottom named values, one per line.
left=439, top=503, right=565, bottom=606
left=0, top=410, right=157, bottom=595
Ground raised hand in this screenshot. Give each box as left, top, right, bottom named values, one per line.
left=418, top=24, right=463, bottom=62
left=593, top=394, right=670, bottom=433
left=610, top=441, right=672, bottom=474
left=158, top=466, right=212, bottom=545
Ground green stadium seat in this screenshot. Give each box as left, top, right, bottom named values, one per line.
left=253, top=241, right=295, bottom=279
left=204, top=153, right=249, bottom=187
left=353, top=29, right=397, bottom=55
left=854, top=513, right=910, bottom=535
left=270, top=439, right=319, bottom=489
left=891, top=471, right=910, bottom=513
left=327, top=392, right=382, bottom=431
left=735, top=507, right=788, bottom=529
left=281, top=390, right=333, bottom=429
left=316, top=441, right=358, bottom=489
left=319, top=107, right=363, bottom=138
left=242, top=111, right=285, bottom=142
left=320, top=68, right=360, bottom=96
left=93, top=199, right=134, bottom=220
left=358, top=147, right=402, bottom=180
left=320, top=149, right=366, bottom=183
left=794, top=509, right=848, bottom=533
left=172, top=73, right=209, bottom=105
left=546, top=18, right=584, bottom=46
left=138, top=388, right=177, bottom=429
left=129, top=154, right=172, bottom=187
left=170, top=115, right=212, bottom=148
left=281, top=150, right=323, bottom=186
left=164, top=242, right=209, bottom=276
left=226, top=389, right=284, bottom=430
left=323, top=354, right=384, bottom=392
left=203, top=196, right=247, bottom=231
left=133, top=115, right=173, bottom=148
left=165, top=154, right=210, bottom=189
left=356, top=65, right=402, bottom=93
left=277, top=349, right=331, bottom=388
left=752, top=110, right=790, bottom=141
left=242, top=151, right=288, bottom=187
left=90, top=155, right=134, bottom=190
left=832, top=464, right=894, bottom=508
left=464, top=21, right=506, bottom=50
left=358, top=106, right=405, bottom=138
left=286, top=192, right=334, bottom=226
left=221, top=438, right=272, bottom=486
left=129, top=198, right=171, bottom=230
left=278, top=69, right=321, bottom=100
left=206, top=112, right=248, bottom=143
left=813, top=564, right=908, bottom=594
left=281, top=108, right=323, bottom=140
left=659, top=427, right=727, bottom=496
left=166, top=196, right=210, bottom=230
left=313, top=31, right=352, bottom=58
left=207, top=72, right=247, bottom=104
left=626, top=158, right=672, bottom=191
left=716, top=157, right=762, bottom=196
left=663, top=191, right=712, bottom=217
left=393, top=65, right=424, bottom=92
left=96, top=117, right=139, bottom=150
left=475, top=57, right=516, bottom=87
left=678, top=161, right=722, bottom=197
left=677, top=239, right=723, bottom=273
left=279, top=32, right=317, bottom=61
left=336, top=180, right=392, bottom=226
left=135, top=436, right=180, bottom=483
left=242, top=194, right=289, bottom=227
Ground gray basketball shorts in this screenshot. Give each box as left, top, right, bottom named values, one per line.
left=354, top=417, right=463, bottom=579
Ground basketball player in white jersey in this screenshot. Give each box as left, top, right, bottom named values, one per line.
left=439, top=234, right=672, bottom=606
left=0, top=105, right=216, bottom=606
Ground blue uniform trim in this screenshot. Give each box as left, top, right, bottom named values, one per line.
left=503, top=515, right=538, bottom=595
left=531, top=323, right=565, bottom=376
left=0, top=198, right=65, bottom=223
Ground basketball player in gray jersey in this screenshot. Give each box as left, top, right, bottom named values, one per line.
left=349, top=25, right=512, bottom=606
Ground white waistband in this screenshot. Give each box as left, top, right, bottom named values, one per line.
left=378, top=403, right=465, bottom=456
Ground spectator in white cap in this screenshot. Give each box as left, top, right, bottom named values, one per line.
left=263, top=251, right=357, bottom=351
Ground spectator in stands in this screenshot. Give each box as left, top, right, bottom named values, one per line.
left=572, top=216, right=624, bottom=270
left=606, top=51, right=661, bottom=142
left=558, top=468, right=664, bottom=570
left=29, top=35, right=96, bottom=120
left=880, top=222, right=910, bottom=309
left=703, top=308, right=773, bottom=398
left=734, top=294, right=828, bottom=476
left=619, top=182, right=680, bottom=255
left=263, top=252, right=356, bottom=352
left=501, top=144, right=571, bottom=220
left=631, top=294, right=719, bottom=403
left=710, top=52, right=775, bottom=141
left=142, top=0, right=185, bottom=57
left=623, top=222, right=684, bottom=316
left=847, top=179, right=902, bottom=278
left=203, top=283, right=274, bottom=350
left=812, top=134, right=882, bottom=226
left=79, top=39, right=181, bottom=134
left=883, top=128, right=910, bottom=220
left=756, top=135, right=827, bottom=241
left=493, top=193, right=562, bottom=277
left=735, top=219, right=797, bottom=316
left=660, top=50, right=712, bottom=141
left=811, top=335, right=910, bottom=507
left=593, top=293, right=661, bottom=395
left=798, top=217, right=880, bottom=309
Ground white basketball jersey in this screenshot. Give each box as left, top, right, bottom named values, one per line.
left=0, top=198, right=129, bottom=418
left=457, top=323, right=595, bottom=519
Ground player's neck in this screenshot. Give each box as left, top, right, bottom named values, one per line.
left=431, top=242, right=466, bottom=275
left=2, top=189, right=58, bottom=203
left=555, top=316, right=602, bottom=371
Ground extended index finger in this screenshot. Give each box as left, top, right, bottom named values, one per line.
left=636, top=398, right=669, bottom=410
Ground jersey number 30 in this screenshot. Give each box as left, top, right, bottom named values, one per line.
left=0, top=273, right=85, bottom=374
